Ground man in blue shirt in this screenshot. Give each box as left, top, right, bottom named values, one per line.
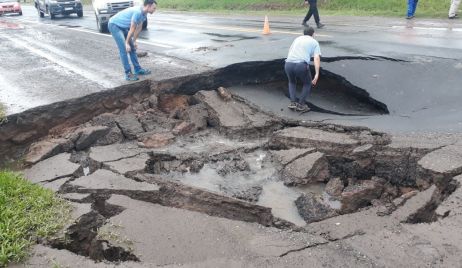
left=285, top=26, right=321, bottom=113
left=108, top=0, right=157, bottom=81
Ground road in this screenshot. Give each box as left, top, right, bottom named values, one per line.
left=1, top=5, right=462, bottom=132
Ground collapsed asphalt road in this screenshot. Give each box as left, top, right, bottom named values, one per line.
left=7, top=81, right=462, bottom=267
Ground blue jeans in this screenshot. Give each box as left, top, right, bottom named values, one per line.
left=407, top=0, right=419, bottom=17
left=108, top=22, right=141, bottom=75
left=284, top=62, right=312, bottom=104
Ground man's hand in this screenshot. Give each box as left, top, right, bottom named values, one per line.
left=133, top=41, right=138, bottom=50
left=303, top=0, right=308, bottom=5
left=125, top=42, right=131, bottom=53
left=312, top=73, right=319, bottom=86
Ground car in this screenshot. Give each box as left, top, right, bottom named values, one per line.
left=92, top=0, right=147, bottom=33
left=0, top=0, right=22, bottom=16
left=35, top=0, right=83, bottom=19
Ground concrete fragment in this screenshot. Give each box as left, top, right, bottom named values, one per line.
left=392, top=185, right=438, bottom=222
left=158, top=94, right=190, bottom=114
left=435, top=175, right=462, bottom=218
left=39, top=177, right=70, bottom=192
left=138, top=132, right=175, bottom=148
left=70, top=169, right=159, bottom=191
left=61, top=193, right=91, bottom=201
left=418, top=144, right=462, bottom=174
left=25, top=138, right=73, bottom=164
left=325, top=177, right=344, bottom=197
left=75, top=126, right=110, bottom=150
left=95, top=126, right=124, bottom=146
left=176, top=103, right=209, bottom=131
left=340, top=180, right=383, bottom=213
left=172, top=121, right=195, bottom=136
left=217, top=86, right=232, bottom=101
left=295, top=194, right=338, bottom=223
left=105, top=153, right=149, bottom=175
left=89, top=142, right=148, bottom=163
left=282, top=152, right=329, bottom=185
left=23, top=153, right=81, bottom=183
left=115, top=114, right=145, bottom=140
left=270, top=126, right=358, bottom=152
left=270, top=148, right=315, bottom=166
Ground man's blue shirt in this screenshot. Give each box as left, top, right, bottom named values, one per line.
left=109, top=6, right=146, bottom=29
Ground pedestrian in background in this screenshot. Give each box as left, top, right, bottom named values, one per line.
left=284, top=26, right=321, bottom=113
left=449, top=0, right=460, bottom=19
left=108, top=0, right=157, bottom=81
left=302, top=0, right=324, bottom=29
left=406, top=0, right=419, bottom=19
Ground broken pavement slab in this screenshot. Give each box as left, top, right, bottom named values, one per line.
left=270, top=147, right=316, bottom=166
left=70, top=169, right=159, bottom=192
left=25, top=138, right=74, bottom=165
left=196, top=90, right=282, bottom=135
left=22, top=153, right=81, bottom=183
left=104, top=153, right=150, bottom=175
left=435, top=175, right=462, bottom=218
left=281, top=152, right=330, bottom=185
left=418, top=144, right=462, bottom=175
left=270, top=126, right=359, bottom=153
left=39, top=176, right=71, bottom=192
left=101, top=195, right=327, bottom=265
left=89, top=142, right=149, bottom=163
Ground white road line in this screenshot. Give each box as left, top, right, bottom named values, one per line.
left=2, top=34, right=117, bottom=88
left=392, top=25, right=462, bottom=32
left=11, top=17, right=176, bottom=48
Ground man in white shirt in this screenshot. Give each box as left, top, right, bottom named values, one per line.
left=284, top=26, right=321, bottom=113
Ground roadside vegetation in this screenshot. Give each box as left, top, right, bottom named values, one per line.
left=0, top=103, right=6, bottom=124
left=0, top=171, right=72, bottom=267
left=157, top=0, right=450, bottom=18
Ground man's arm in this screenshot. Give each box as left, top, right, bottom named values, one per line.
left=312, top=54, right=320, bottom=86
left=125, top=21, right=138, bottom=52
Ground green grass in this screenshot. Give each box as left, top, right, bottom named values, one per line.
left=157, top=0, right=451, bottom=18
left=0, top=171, right=72, bottom=267
left=0, top=103, right=6, bottom=125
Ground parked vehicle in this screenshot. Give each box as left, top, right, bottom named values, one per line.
left=92, top=0, right=147, bottom=33
left=35, top=0, right=83, bottom=19
left=0, top=0, right=22, bottom=16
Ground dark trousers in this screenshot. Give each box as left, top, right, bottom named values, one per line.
left=285, top=62, right=312, bottom=104
left=303, top=0, right=320, bottom=24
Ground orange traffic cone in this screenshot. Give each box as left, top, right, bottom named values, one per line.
left=262, top=15, right=271, bottom=35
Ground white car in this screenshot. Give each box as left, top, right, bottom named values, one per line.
left=92, top=0, right=147, bottom=33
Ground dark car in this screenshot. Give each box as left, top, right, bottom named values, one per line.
left=35, top=0, right=83, bottom=19
left=0, top=0, right=22, bottom=16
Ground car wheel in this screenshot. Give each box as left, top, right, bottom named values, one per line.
left=96, top=16, right=108, bottom=33
left=142, top=20, right=147, bottom=30
left=19, top=11, right=23, bottom=15
left=77, top=10, right=83, bottom=17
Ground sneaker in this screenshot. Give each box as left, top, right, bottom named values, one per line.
left=125, top=73, right=139, bottom=81
left=296, top=103, right=310, bottom=112
left=449, top=15, right=458, bottom=19
left=135, top=68, right=151, bottom=75
left=406, top=15, right=414, bottom=19
left=317, top=22, right=324, bottom=29
left=288, top=102, right=297, bottom=110
left=302, top=21, right=308, bottom=26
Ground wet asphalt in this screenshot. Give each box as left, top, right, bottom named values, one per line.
left=0, top=5, right=461, bottom=133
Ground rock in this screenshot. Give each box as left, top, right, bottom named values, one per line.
left=295, top=194, right=338, bottom=223
left=392, top=190, right=419, bottom=207
left=158, top=94, right=190, bottom=114
left=217, top=86, right=232, bottom=101
left=218, top=159, right=251, bottom=176
left=94, top=126, right=124, bottom=146
left=89, top=142, right=148, bottom=163
left=270, top=148, right=315, bottom=166
left=25, top=138, right=74, bottom=164
left=176, top=103, right=209, bottom=131
left=138, top=132, right=175, bottom=148
left=75, top=126, right=110, bottom=150
left=137, top=51, right=148, bottom=57
left=172, top=121, right=195, bottom=136
left=115, top=114, right=145, bottom=140
left=148, top=94, right=158, bottom=108
left=282, top=152, right=329, bottom=185
left=435, top=175, right=462, bottom=218
left=22, top=153, right=81, bottom=183
left=90, top=113, right=118, bottom=128
left=340, top=180, right=383, bottom=213
left=325, top=177, right=344, bottom=197
left=270, top=126, right=359, bottom=153
left=226, top=185, right=263, bottom=202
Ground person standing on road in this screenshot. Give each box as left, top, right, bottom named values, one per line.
left=108, top=0, right=157, bottom=81
left=284, top=26, right=321, bottom=113
left=302, top=0, right=324, bottom=29
left=406, top=0, right=419, bottom=19
left=449, top=0, right=460, bottom=19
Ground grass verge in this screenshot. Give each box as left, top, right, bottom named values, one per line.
left=0, top=171, right=72, bottom=267
left=156, top=0, right=451, bottom=18
left=0, top=103, right=6, bottom=125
